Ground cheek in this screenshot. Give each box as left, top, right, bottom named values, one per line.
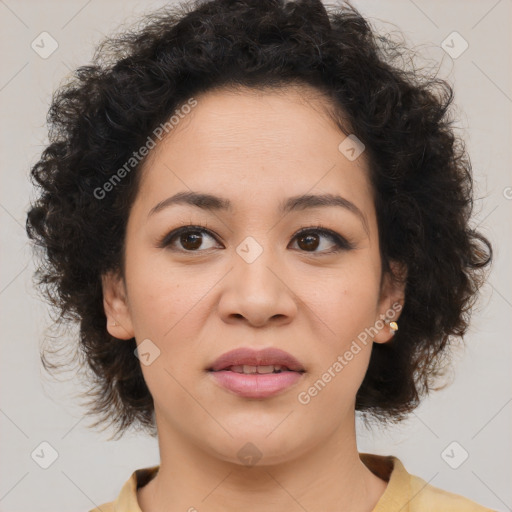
left=302, top=262, right=380, bottom=344
left=124, top=245, right=206, bottom=336
left=125, top=255, right=209, bottom=393
left=300, top=274, right=377, bottom=409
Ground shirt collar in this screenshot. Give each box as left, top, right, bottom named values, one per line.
left=360, top=453, right=411, bottom=511
left=109, top=453, right=410, bottom=512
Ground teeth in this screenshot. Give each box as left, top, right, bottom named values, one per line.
left=228, top=365, right=286, bottom=374
left=256, top=365, right=276, bottom=374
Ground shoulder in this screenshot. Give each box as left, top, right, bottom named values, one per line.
left=87, top=465, right=160, bottom=512
left=89, top=502, right=114, bottom=512
left=408, top=473, right=496, bottom=512
left=360, top=453, right=496, bottom=512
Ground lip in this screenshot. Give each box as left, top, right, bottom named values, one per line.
left=207, top=347, right=306, bottom=399
left=208, top=347, right=305, bottom=372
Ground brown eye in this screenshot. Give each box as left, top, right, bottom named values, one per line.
left=179, top=231, right=203, bottom=250
left=160, top=226, right=220, bottom=252
left=290, top=227, right=353, bottom=254
left=159, top=225, right=353, bottom=254
left=297, top=233, right=321, bottom=251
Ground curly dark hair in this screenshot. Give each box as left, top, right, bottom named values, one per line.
left=25, top=0, right=492, bottom=439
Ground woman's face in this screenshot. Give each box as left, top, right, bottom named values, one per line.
left=103, top=86, right=405, bottom=464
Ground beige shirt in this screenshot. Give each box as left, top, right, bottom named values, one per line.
left=89, top=452, right=496, bottom=511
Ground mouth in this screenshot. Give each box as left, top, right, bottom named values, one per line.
left=207, top=347, right=306, bottom=398
left=210, top=364, right=304, bottom=374
left=207, top=346, right=306, bottom=373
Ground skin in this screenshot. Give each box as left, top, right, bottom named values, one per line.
left=102, top=84, right=406, bottom=512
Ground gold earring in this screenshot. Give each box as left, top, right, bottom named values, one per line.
left=389, top=321, right=398, bottom=332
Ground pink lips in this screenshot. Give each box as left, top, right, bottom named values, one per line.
left=207, top=347, right=305, bottom=399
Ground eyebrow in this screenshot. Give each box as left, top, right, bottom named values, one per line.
left=148, top=191, right=369, bottom=235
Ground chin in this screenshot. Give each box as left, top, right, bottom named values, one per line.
left=202, top=427, right=312, bottom=468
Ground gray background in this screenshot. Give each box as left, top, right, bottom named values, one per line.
left=0, top=0, right=510, bottom=511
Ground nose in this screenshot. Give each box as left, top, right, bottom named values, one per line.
left=216, top=241, right=298, bottom=328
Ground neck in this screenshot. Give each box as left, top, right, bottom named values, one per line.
left=138, top=412, right=388, bottom=512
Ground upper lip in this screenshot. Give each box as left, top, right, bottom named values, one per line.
left=208, top=347, right=305, bottom=372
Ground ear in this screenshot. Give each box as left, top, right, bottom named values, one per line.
left=373, top=260, right=407, bottom=344
left=101, top=270, right=135, bottom=340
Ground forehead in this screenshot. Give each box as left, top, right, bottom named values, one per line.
left=134, top=85, right=374, bottom=223
left=148, top=84, right=355, bottom=162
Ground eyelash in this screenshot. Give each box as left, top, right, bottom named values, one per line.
left=157, top=222, right=354, bottom=254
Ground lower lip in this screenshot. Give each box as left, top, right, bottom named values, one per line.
left=208, top=370, right=304, bottom=398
